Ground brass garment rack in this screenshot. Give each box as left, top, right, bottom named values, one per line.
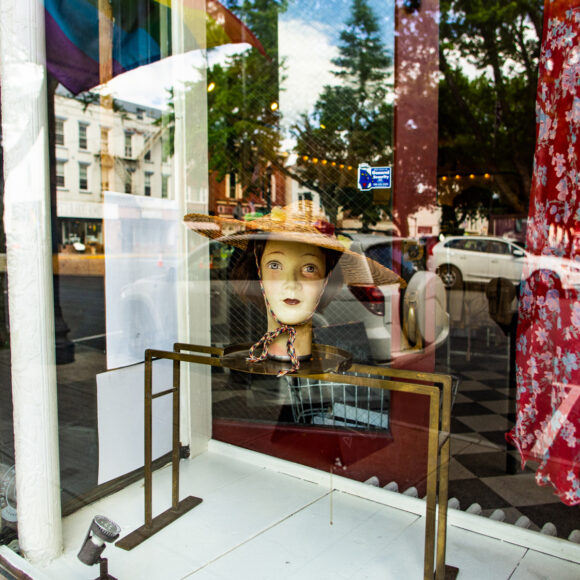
left=116, top=343, right=456, bottom=580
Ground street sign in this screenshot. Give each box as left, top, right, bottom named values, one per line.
left=357, top=163, right=392, bottom=191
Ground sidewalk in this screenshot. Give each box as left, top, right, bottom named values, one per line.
left=53, top=253, right=105, bottom=277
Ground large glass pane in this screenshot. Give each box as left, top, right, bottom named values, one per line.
left=203, top=0, right=579, bottom=545
left=32, top=0, right=210, bottom=515
left=1, top=0, right=578, bottom=569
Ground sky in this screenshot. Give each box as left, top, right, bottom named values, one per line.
left=279, top=0, right=394, bottom=150
left=98, top=0, right=396, bottom=130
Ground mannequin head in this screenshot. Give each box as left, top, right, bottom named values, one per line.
left=260, top=239, right=327, bottom=327
left=230, top=235, right=343, bottom=359
left=185, top=201, right=403, bottom=373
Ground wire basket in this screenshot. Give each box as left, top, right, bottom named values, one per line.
left=286, top=375, right=389, bottom=431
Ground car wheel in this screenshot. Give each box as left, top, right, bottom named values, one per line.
left=438, top=265, right=462, bottom=289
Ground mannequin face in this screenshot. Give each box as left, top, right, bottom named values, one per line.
left=260, top=240, right=327, bottom=326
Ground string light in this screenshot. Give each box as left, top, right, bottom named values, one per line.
left=270, top=101, right=279, bottom=111
left=438, top=172, right=495, bottom=180
left=207, top=82, right=216, bottom=92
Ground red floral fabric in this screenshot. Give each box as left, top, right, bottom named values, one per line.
left=507, top=2, right=580, bottom=505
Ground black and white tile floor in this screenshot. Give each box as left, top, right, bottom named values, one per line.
left=438, top=333, right=579, bottom=541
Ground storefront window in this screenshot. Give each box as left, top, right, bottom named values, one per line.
left=1, top=0, right=579, bottom=573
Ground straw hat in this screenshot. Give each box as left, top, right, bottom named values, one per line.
left=184, top=200, right=405, bottom=288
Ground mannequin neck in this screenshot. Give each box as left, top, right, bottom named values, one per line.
left=266, top=314, right=313, bottom=359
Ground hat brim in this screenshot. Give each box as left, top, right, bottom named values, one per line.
left=184, top=213, right=405, bottom=288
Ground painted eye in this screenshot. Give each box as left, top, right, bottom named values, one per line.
left=303, top=264, right=319, bottom=275
left=266, top=261, right=281, bottom=270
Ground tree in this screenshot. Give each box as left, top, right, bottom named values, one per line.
left=206, top=0, right=288, bottom=200
left=290, top=0, right=393, bottom=229
left=438, top=0, right=543, bottom=218
left=153, top=1, right=288, bottom=202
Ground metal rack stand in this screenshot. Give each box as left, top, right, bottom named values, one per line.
left=116, top=343, right=455, bottom=580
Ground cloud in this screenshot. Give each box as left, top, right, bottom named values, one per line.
left=97, top=45, right=250, bottom=110
left=278, top=18, right=340, bottom=129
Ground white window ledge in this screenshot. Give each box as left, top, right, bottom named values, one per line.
left=2, top=441, right=579, bottom=579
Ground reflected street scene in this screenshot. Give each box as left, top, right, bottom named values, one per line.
left=1, top=0, right=579, bottom=577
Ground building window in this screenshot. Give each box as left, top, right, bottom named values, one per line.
left=79, top=163, right=89, bottom=191
left=56, top=160, right=66, bottom=187
left=55, top=119, right=65, bottom=146
left=161, top=175, right=169, bottom=199
left=124, top=132, right=133, bottom=157
left=100, top=127, right=109, bottom=153
left=144, top=148, right=151, bottom=162
left=125, top=173, right=132, bottom=194
left=144, top=172, right=153, bottom=196
left=227, top=173, right=236, bottom=199
left=79, top=123, right=88, bottom=150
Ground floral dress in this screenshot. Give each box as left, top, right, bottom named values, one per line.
left=507, top=1, right=580, bottom=506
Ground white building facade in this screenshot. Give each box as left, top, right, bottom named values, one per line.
left=54, top=92, right=173, bottom=247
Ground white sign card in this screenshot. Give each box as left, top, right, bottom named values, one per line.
left=97, top=359, right=173, bottom=484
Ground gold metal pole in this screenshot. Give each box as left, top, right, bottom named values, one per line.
left=98, top=0, right=113, bottom=86
left=436, top=375, right=453, bottom=580
left=116, top=348, right=206, bottom=551
left=172, top=355, right=181, bottom=508
left=98, top=0, right=113, bottom=193
left=144, top=350, right=153, bottom=527
left=424, top=388, right=440, bottom=578
left=345, top=363, right=454, bottom=578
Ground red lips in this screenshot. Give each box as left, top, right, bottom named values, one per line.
left=284, top=299, right=300, bottom=305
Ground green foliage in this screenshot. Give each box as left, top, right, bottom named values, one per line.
left=205, top=0, right=287, bottom=198
left=291, top=0, right=393, bottom=228
left=153, top=87, right=174, bottom=162
left=438, top=0, right=543, bottom=219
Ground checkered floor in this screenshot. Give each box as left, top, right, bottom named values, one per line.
left=439, top=333, right=579, bottom=540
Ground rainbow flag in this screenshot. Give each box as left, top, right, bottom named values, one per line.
left=45, top=0, right=267, bottom=95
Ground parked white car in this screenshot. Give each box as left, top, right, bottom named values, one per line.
left=428, top=235, right=580, bottom=290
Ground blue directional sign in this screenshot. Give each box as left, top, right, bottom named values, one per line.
left=357, top=163, right=392, bottom=191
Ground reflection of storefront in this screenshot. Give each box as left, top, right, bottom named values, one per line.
left=57, top=217, right=103, bottom=247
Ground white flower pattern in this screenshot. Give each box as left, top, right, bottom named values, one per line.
left=508, top=4, right=580, bottom=506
